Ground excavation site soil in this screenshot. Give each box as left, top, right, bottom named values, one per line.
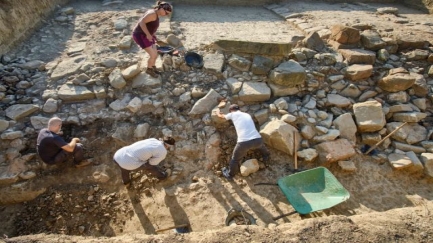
left=1, top=0, right=433, bottom=242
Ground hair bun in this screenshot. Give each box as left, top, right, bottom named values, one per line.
left=163, top=137, right=175, bottom=145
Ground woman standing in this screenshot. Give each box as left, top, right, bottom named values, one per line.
left=132, top=1, right=172, bottom=78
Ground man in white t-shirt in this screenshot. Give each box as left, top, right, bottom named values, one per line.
left=113, top=137, right=175, bottom=187
left=217, top=104, right=270, bottom=180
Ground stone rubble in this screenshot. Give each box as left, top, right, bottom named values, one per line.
left=0, top=3, right=433, bottom=205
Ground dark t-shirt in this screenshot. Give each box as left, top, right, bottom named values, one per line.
left=133, top=10, right=160, bottom=35
left=36, top=128, right=68, bottom=164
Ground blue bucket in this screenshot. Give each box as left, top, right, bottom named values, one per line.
left=184, top=52, right=203, bottom=69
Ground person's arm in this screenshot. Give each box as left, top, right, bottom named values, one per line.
left=217, top=110, right=226, bottom=119
left=148, top=154, right=165, bottom=165
left=61, top=137, right=80, bottom=153
left=147, top=144, right=167, bottom=165
left=139, top=11, right=157, bottom=41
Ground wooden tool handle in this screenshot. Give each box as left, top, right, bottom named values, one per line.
left=294, top=130, right=298, bottom=170
left=364, top=122, right=408, bottom=155
left=155, top=224, right=189, bottom=233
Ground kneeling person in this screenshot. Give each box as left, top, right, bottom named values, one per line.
left=113, top=137, right=175, bottom=187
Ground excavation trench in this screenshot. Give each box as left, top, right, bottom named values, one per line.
left=1, top=0, right=433, bottom=241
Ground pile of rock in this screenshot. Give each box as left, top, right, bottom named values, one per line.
left=1, top=4, right=433, bottom=205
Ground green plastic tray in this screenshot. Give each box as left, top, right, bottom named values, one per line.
left=277, top=167, right=350, bottom=214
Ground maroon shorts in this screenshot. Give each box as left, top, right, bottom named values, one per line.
left=132, top=32, right=155, bottom=49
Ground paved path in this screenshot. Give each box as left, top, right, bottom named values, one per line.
left=171, top=4, right=303, bottom=50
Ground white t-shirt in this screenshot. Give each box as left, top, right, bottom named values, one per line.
left=113, top=138, right=167, bottom=170
left=225, top=111, right=261, bottom=142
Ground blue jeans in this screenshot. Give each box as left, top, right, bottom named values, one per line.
left=228, top=138, right=270, bottom=177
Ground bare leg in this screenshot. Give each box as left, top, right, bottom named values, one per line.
left=144, top=44, right=158, bottom=68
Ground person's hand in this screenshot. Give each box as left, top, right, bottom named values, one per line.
left=146, top=34, right=153, bottom=41
left=72, top=137, right=80, bottom=143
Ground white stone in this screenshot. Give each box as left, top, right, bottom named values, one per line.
left=240, top=159, right=260, bottom=177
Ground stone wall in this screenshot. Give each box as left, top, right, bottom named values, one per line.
left=0, top=0, right=68, bottom=56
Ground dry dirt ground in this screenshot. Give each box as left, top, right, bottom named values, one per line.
left=1, top=0, right=433, bottom=242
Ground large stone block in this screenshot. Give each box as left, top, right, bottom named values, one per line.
left=260, top=120, right=300, bottom=155
left=338, top=49, right=376, bottom=64
left=228, top=54, right=251, bottom=72
left=213, top=40, right=292, bottom=56
left=189, top=89, right=222, bottom=115
left=5, top=104, right=39, bottom=121
left=269, top=60, right=306, bottom=87
left=388, top=153, right=413, bottom=170
left=378, top=68, right=416, bottom=92
left=333, top=113, right=357, bottom=143
left=251, top=56, right=273, bottom=75
left=203, top=53, right=225, bottom=74
left=343, top=64, right=373, bottom=81
left=353, top=100, right=386, bottom=132
left=420, top=153, right=433, bottom=177
left=57, top=84, right=95, bottom=102
left=238, top=82, right=271, bottom=102
left=132, top=72, right=162, bottom=89
left=360, top=30, right=386, bottom=51
left=50, top=55, right=86, bottom=81
left=330, top=25, right=360, bottom=44
left=315, top=139, right=356, bottom=163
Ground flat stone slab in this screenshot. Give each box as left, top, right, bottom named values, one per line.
left=67, top=42, right=86, bottom=55
left=172, top=5, right=302, bottom=51
left=50, top=55, right=86, bottom=81
left=57, top=84, right=95, bottom=102
left=131, top=72, right=161, bottom=89
left=213, top=40, right=293, bottom=56
left=315, top=138, right=356, bottom=163
left=5, top=104, right=39, bottom=121
left=388, top=153, right=413, bottom=170
left=238, top=81, right=271, bottom=102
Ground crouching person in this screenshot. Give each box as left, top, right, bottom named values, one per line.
left=113, top=137, right=175, bottom=187
left=37, top=117, right=91, bottom=168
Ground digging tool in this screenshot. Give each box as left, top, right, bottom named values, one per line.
left=155, top=223, right=190, bottom=233
left=364, top=122, right=408, bottom=155
left=294, top=130, right=298, bottom=171
left=254, top=130, right=303, bottom=186
left=288, top=130, right=304, bottom=173
left=253, top=182, right=277, bottom=186
left=272, top=210, right=297, bottom=221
